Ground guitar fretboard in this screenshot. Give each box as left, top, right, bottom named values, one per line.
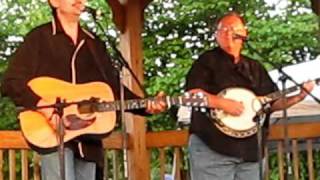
left=99, top=97, right=188, bottom=111
left=78, top=95, right=207, bottom=114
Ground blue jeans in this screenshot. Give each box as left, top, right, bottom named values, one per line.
left=41, top=148, right=96, bottom=180
left=188, top=134, right=260, bottom=180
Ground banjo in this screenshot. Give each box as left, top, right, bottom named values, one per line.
left=212, top=78, right=320, bottom=138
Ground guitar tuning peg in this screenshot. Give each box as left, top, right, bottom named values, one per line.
left=197, top=92, right=204, bottom=98
left=184, top=92, right=190, bottom=98
left=200, top=107, right=206, bottom=112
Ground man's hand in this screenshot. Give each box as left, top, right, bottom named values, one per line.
left=188, top=88, right=244, bottom=116
left=299, top=80, right=315, bottom=100
left=146, top=91, right=167, bottom=114
left=36, top=99, right=58, bottom=128
left=219, top=98, right=244, bottom=116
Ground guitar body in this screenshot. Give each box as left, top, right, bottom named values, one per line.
left=212, top=88, right=263, bottom=138
left=19, top=77, right=116, bottom=149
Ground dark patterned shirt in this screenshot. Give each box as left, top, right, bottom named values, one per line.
left=186, top=47, right=278, bottom=161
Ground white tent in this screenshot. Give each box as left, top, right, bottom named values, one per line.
left=269, top=57, right=320, bottom=118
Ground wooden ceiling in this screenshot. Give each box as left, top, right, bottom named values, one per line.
left=107, top=0, right=152, bottom=33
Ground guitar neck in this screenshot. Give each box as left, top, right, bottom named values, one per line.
left=79, top=95, right=205, bottom=113
left=97, top=97, right=158, bottom=112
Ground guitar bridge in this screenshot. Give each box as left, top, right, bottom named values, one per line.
left=64, top=114, right=96, bottom=130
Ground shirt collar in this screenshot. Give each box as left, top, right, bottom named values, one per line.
left=51, top=16, right=95, bottom=40
left=217, top=46, right=244, bottom=65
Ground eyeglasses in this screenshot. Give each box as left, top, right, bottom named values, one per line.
left=216, top=26, right=248, bottom=34
left=216, top=26, right=248, bottom=40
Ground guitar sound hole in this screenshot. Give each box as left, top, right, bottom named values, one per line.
left=64, top=114, right=96, bottom=130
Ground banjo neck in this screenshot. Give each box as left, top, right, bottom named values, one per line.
left=265, top=78, right=320, bottom=103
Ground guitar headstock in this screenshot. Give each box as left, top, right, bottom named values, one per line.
left=178, top=92, right=208, bottom=107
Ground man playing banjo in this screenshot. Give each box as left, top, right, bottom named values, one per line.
left=186, top=12, right=314, bottom=180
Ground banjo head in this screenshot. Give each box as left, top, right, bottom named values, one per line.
left=214, top=88, right=262, bottom=132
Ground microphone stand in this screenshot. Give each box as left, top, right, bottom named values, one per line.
left=277, top=67, right=320, bottom=104
left=254, top=103, right=271, bottom=180
left=244, top=41, right=319, bottom=180
left=88, top=9, right=147, bottom=97
left=244, top=41, right=320, bottom=104
left=276, top=68, right=320, bottom=180
left=54, top=98, right=67, bottom=180
left=113, top=60, right=129, bottom=179
left=242, top=41, right=271, bottom=180
left=246, top=43, right=292, bottom=180
left=23, top=98, right=102, bottom=180
left=26, top=98, right=70, bottom=180
left=254, top=112, right=264, bottom=180
left=106, top=38, right=148, bottom=97
left=277, top=71, right=293, bottom=180
left=87, top=10, right=146, bottom=178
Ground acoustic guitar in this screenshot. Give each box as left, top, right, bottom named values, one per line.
left=19, top=77, right=207, bottom=149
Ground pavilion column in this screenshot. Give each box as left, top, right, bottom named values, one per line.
left=311, top=0, right=320, bottom=47
left=108, top=0, right=151, bottom=179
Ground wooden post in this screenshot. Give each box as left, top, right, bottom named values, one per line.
left=120, top=1, right=149, bottom=179
left=108, top=0, right=151, bottom=179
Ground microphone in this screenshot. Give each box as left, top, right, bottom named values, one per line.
left=233, top=33, right=248, bottom=41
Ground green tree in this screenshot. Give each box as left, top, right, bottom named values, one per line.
left=0, top=0, right=52, bottom=130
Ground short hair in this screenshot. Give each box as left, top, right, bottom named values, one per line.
left=214, top=12, right=246, bottom=30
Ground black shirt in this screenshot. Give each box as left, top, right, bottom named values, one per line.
left=1, top=17, right=144, bottom=169
left=186, top=47, right=278, bottom=161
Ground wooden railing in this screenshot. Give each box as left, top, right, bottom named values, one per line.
left=146, top=122, right=320, bottom=180
left=1, top=121, right=320, bottom=180
left=0, top=131, right=125, bottom=180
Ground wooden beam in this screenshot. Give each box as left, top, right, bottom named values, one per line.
left=102, top=132, right=125, bottom=149
left=146, top=130, right=189, bottom=148
left=268, top=121, right=320, bottom=140
left=107, top=0, right=126, bottom=33
left=2, top=122, right=320, bottom=150
left=0, top=131, right=29, bottom=149
left=108, top=0, right=152, bottom=33
left=145, top=122, right=320, bottom=147
left=0, top=131, right=124, bottom=149
left=142, top=0, right=152, bottom=9
left=117, top=0, right=150, bottom=179
left=311, top=0, right=320, bottom=15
